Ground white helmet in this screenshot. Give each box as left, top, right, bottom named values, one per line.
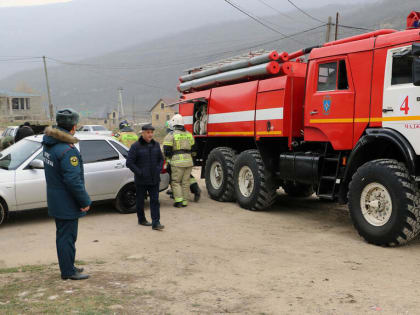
left=170, top=114, right=184, bottom=127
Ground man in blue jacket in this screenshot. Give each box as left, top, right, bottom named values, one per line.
left=126, top=124, right=164, bottom=230
left=43, top=109, right=91, bottom=280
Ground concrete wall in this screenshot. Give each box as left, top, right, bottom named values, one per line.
left=0, top=95, right=46, bottom=122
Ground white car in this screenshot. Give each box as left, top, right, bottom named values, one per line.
left=0, top=126, right=19, bottom=141
left=77, top=125, right=113, bottom=136
left=0, top=134, right=169, bottom=225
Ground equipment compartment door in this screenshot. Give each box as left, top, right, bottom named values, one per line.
left=255, top=90, right=285, bottom=137
left=304, top=57, right=355, bottom=150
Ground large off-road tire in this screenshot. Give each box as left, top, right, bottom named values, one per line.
left=233, top=149, right=278, bottom=211
left=115, top=183, right=137, bottom=214
left=0, top=199, right=6, bottom=226
left=282, top=181, right=314, bottom=198
left=205, top=147, right=236, bottom=202
left=348, top=159, right=420, bottom=246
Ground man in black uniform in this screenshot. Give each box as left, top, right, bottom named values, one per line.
left=43, top=109, right=91, bottom=280
left=126, top=124, right=164, bottom=230
left=15, top=122, right=34, bottom=143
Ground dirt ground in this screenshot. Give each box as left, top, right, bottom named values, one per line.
left=2, top=169, right=420, bottom=314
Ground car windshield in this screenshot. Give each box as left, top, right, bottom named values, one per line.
left=0, top=139, right=41, bottom=170
left=92, top=126, right=107, bottom=131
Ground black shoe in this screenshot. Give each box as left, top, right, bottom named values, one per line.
left=61, top=271, right=89, bottom=280
left=75, top=267, right=84, bottom=273
left=173, top=202, right=182, bottom=208
left=194, top=193, right=201, bottom=202
left=138, top=220, right=152, bottom=226
left=152, top=223, right=165, bottom=230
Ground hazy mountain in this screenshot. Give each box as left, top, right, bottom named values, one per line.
left=0, top=0, right=416, bottom=117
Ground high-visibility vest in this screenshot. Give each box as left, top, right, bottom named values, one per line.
left=115, top=132, right=138, bottom=148
left=163, top=130, right=194, bottom=167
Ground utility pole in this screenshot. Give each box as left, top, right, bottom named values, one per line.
left=325, top=16, right=332, bottom=43
left=335, top=12, right=339, bottom=41
left=42, top=56, right=54, bottom=121
left=117, top=87, right=125, bottom=120
left=132, top=96, right=136, bottom=123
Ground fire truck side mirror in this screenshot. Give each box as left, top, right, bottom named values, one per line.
left=412, top=43, right=420, bottom=56
left=413, top=58, right=420, bottom=86
left=412, top=44, right=420, bottom=86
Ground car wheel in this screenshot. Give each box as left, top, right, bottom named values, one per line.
left=115, top=183, right=137, bottom=214
left=0, top=199, right=7, bottom=226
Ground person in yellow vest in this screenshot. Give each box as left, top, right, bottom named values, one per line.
left=164, top=120, right=201, bottom=202
left=163, top=114, right=195, bottom=208
left=114, top=120, right=139, bottom=148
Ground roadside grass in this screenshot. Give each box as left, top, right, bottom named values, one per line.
left=0, top=261, right=143, bottom=314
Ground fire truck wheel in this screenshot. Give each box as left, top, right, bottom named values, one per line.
left=205, top=147, right=236, bottom=202
left=233, top=149, right=277, bottom=211
left=282, top=181, right=314, bottom=198
left=348, top=159, right=420, bottom=246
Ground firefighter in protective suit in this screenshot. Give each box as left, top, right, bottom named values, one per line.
left=114, top=120, right=138, bottom=148
left=163, top=114, right=195, bottom=207
left=165, top=120, right=201, bottom=202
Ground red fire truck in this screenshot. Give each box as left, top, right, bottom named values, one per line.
left=174, top=12, right=420, bottom=246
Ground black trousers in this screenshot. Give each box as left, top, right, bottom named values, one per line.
left=55, top=218, right=78, bottom=277
left=136, top=184, right=160, bottom=225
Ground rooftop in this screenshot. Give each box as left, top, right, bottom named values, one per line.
left=0, top=89, right=40, bottom=98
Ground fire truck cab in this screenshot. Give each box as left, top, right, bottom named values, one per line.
left=176, top=12, right=420, bottom=246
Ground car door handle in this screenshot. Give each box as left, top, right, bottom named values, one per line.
left=310, top=110, right=319, bottom=115
left=115, top=163, right=125, bottom=169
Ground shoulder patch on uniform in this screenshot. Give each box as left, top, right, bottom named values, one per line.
left=70, top=156, right=79, bottom=167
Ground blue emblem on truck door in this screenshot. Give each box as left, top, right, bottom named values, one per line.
left=323, top=96, right=332, bottom=115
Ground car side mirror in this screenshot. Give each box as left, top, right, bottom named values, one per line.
left=29, top=159, right=44, bottom=169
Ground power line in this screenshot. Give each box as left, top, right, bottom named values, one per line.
left=223, top=0, right=306, bottom=45
left=286, top=0, right=324, bottom=23
left=255, top=0, right=296, bottom=22
left=286, top=0, right=374, bottom=31
left=223, top=0, right=288, bottom=36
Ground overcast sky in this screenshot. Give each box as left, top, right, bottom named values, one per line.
left=0, top=0, right=371, bottom=9
left=0, top=0, right=375, bottom=78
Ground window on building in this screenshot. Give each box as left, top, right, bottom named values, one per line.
left=161, top=103, right=164, bottom=109
left=166, top=114, right=170, bottom=120
left=12, top=98, right=19, bottom=110
left=79, top=140, right=119, bottom=164
left=318, top=62, right=337, bottom=91
left=11, top=98, right=28, bottom=110
left=392, top=50, right=413, bottom=85
left=26, top=98, right=30, bottom=110
left=155, top=114, right=159, bottom=120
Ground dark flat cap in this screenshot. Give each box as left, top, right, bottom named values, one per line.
left=142, top=124, right=155, bottom=131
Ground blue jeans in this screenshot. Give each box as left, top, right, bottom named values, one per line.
left=136, top=184, right=160, bottom=226
left=55, top=218, right=78, bottom=277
